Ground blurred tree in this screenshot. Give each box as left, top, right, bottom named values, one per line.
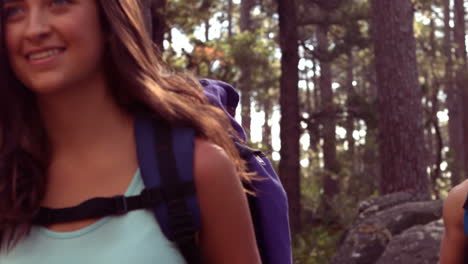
left=278, top=0, right=301, bottom=233
left=417, top=12, right=444, bottom=197
left=442, top=0, right=464, bottom=188
left=316, top=23, right=341, bottom=209
left=298, top=0, right=372, bottom=217
left=227, top=0, right=234, bottom=37
left=453, top=0, right=467, bottom=186
left=238, top=0, right=256, bottom=140
left=371, top=0, right=429, bottom=198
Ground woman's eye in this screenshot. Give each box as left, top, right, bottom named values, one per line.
left=3, top=6, right=24, bottom=19
left=50, top=0, right=72, bottom=7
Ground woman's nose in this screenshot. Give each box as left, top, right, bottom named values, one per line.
left=24, top=12, right=52, bottom=43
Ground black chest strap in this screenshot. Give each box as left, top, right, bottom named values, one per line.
left=33, top=182, right=196, bottom=226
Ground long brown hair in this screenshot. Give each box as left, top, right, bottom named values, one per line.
left=0, top=0, right=248, bottom=250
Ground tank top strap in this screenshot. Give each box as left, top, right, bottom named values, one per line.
left=463, top=194, right=468, bottom=236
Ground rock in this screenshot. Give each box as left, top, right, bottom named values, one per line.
left=358, top=192, right=423, bottom=219
left=331, top=193, right=443, bottom=264
left=376, top=219, right=444, bottom=264
left=366, top=199, right=443, bottom=235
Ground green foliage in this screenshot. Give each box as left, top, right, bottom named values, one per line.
left=191, top=39, right=240, bottom=81
left=296, top=143, right=379, bottom=263
left=231, top=31, right=266, bottom=67
left=230, top=30, right=280, bottom=86
left=166, top=0, right=219, bottom=35
left=293, top=224, right=342, bottom=264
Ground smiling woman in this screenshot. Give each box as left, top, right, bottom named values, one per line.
left=0, top=1, right=261, bottom=264
left=4, top=0, right=106, bottom=95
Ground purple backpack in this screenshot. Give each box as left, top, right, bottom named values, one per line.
left=135, top=79, right=292, bottom=264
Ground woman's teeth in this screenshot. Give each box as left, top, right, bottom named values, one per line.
left=28, top=49, right=64, bottom=60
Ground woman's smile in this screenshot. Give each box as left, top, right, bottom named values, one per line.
left=25, top=47, right=66, bottom=66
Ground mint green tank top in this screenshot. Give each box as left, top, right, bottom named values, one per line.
left=0, top=169, right=186, bottom=264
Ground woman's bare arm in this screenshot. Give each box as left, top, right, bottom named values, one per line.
left=193, top=139, right=261, bottom=264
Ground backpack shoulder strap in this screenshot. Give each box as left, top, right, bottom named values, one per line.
left=135, top=116, right=201, bottom=263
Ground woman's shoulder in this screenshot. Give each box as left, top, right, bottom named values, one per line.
left=191, top=137, right=244, bottom=210
left=443, top=180, right=468, bottom=226
left=190, top=138, right=261, bottom=263
left=445, top=180, right=468, bottom=207
left=192, top=138, right=237, bottom=185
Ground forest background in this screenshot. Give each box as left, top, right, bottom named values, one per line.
left=146, top=0, right=466, bottom=262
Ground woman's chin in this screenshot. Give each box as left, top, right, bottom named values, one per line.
left=27, top=81, right=68, bottom=96
left=22, top=74, right=69, bottom=95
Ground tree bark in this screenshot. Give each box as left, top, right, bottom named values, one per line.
left=205, top=18, right=210, bottom=42
left=305, top=68, right=314, bottom=166
left=317, top=24, right=340, bottom=203
left=228, top=0, right=233, bottom=37
left=430, top=72, right=443, bottom=198
left=428, top=18, right=442, bottom=195
left=345, top=48, right=359, bottom=195
left=312, top=57, right=321, bottom=111
left=444, top=0, right=463, bottom=186
left=309, top=57, right=320, bottom=154
left=239, top=0, right=255, bottom=141
left=454, top=0, right=468, bottom=185
left=346, top=49, right=356, bottom=160
left=262, top=100, right=273, bottom=149
left=278, top=0, right=301, bottom=233
left=371, top=0, right=429, bottom=198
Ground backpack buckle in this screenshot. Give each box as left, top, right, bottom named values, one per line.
left=113, top=195, right=128, bottom=215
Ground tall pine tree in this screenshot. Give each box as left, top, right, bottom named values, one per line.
left=371, top=0, right=429, bottom=198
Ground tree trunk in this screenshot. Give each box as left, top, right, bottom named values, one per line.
left=262, top=100, right=273, bottom=149
left=311, top=57, right=320, bottom=153
left=317, top=24, right=340, bottom=203
left=345, top=48, right=359, bottom=195
left=278, top=0, right=301, bottom=233
left=239, top=0, right=255, bottom=141
left=305, top=70, right=313, bottom=166
left=346, top=49, right=356, bottom=160
left=304, top=64, right=318, bottom=166
left=205, top=18, right=210, bottom=42
left=454, top=0, right=468, bottom=185
left=444, top=0, right=463, bottom=186
left=150, top=0, right=168, bottom=52
left=430, top=73, right=443, bottom=198
left=360, top=58, right=380, bottom=194
left=313, top=57, right=321, bottom=112
left=371, top=0, right=429, bottom=198
left=431, top=116, right=443, bottom=198
left=306, top=69, right=312, bottom=115
left=228, top=0, right=233, bottom=37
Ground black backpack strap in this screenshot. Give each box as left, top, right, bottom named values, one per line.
left=33, top=184, right=194, bottom=226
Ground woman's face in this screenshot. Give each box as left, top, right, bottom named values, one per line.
left=2, top=0, right=106, bottom=95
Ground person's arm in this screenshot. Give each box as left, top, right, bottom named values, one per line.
left=440, top=182, right=468, bottom=264
left=193, top=139, right=261, bottom=264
